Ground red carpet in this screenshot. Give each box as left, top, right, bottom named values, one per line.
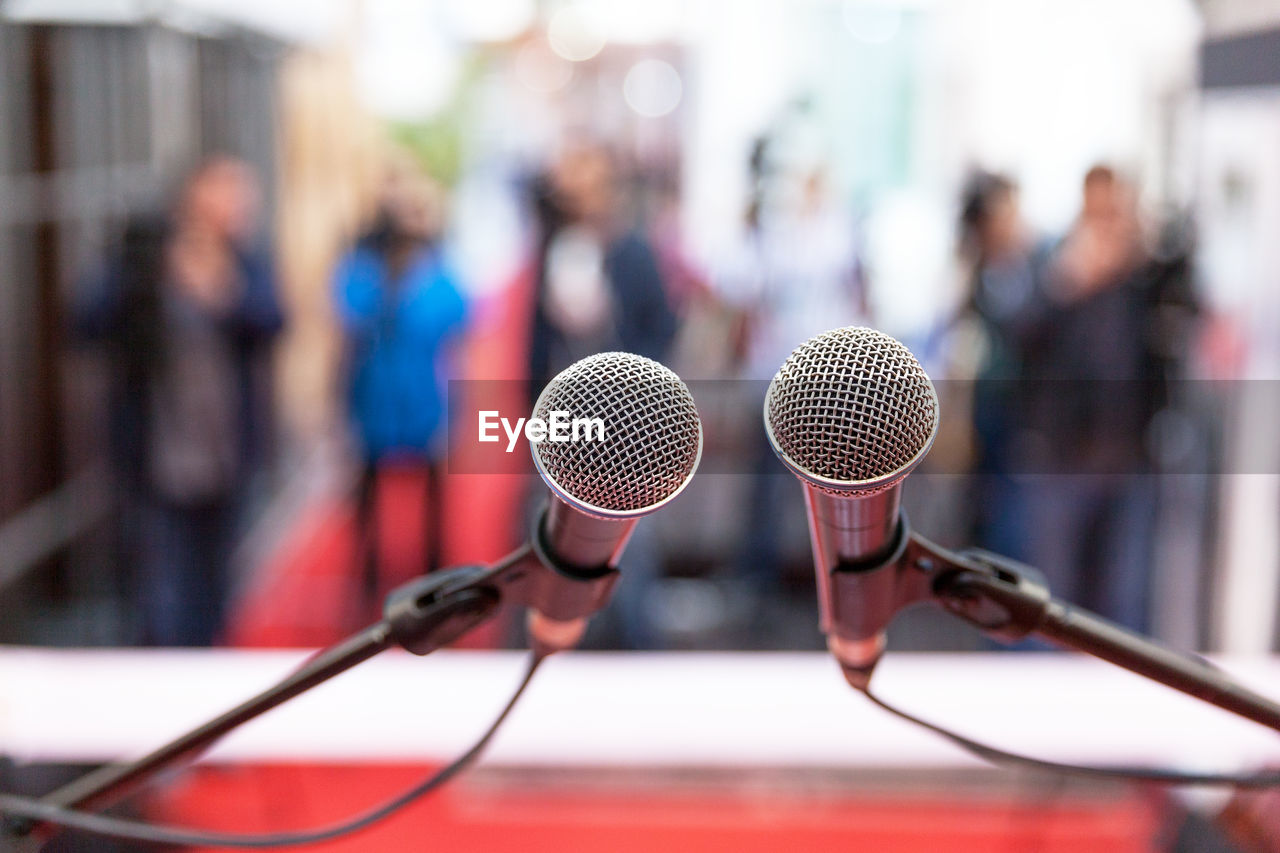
left=152, top=763, right=1161, bottom=853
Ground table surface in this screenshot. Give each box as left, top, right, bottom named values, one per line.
left=0, top=648, right=1277, bottom=772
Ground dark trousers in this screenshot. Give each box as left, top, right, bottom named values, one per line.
left=355, top=457, right=443, bottom=613
left=735, top=427, right=799, bottom=599
left=1014, top=474, right=1157, bottom=634
left=138, top=499, right=237, bottom=646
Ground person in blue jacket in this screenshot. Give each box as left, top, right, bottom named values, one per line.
left=334, top=175, right=468, bottom=616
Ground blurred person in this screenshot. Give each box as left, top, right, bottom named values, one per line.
left=955, top=171, right=1045, bottom=378
left=528, top=139, right=678, bottom=392
left=334, top=171, right=469, bottom=622
left=717, top=165, right=867, bottom=381
left=649, top=171, right=710, bottom=317
left=526, top=139, right=677, bottom=649
left=1015, top=165, right=1165, bottom=633
left=714, top=154, right=867, bottom=628
left=650, top=171, right=743, bottom=378
left=948, top=171, right=1051, bottom=558
left=76, top=156, right=284, bottom=646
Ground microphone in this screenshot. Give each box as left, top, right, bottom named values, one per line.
left=523, top=351, right=703, bottom=654
left=764, top=326, right=939, bottom=686
left=760, top=329, right=1280, bottom=742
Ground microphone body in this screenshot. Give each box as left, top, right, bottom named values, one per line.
left=805, top=483, right=901, bottom=572
left=542, top=494, right=638, bottom=571
left=802, top=484, right=903, bottom=677
left=764, top=327, right=939, bottom=685
left=523, top=497, right=637, bottom=654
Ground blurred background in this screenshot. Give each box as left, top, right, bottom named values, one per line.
left=2, top=0, right=1280, bottom=849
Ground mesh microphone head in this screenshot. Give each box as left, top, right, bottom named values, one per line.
left=531, top=352, right=703, bottom=518
left=764, top=326, right=939, bottom=495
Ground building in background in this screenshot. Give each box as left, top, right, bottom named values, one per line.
left=0, top=7, right=285, bottom=643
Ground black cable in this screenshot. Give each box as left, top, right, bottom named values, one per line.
left=863, top=687, right=1280, bottom=788
left=0, top=653, right=544, bottom=849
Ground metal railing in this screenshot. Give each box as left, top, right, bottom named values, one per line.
left=0, top=466, right=111, bottom=592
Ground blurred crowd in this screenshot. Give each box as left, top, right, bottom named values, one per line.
left=70, top=121, right=1206, bottom=651
left=942, top=165, right=1200, bottom=635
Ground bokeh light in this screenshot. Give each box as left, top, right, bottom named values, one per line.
left=547, top=4, right=606, bottom=62
left=623, top=58, right=683, bottom=118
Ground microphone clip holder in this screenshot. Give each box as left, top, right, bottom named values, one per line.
left=823, top=515, right=1018, bottom=686
left=382, top=565, right=502, bottom=656
left=6, top=547, right=539, bottom=843
left=862, top=519, right=1280, bottom=734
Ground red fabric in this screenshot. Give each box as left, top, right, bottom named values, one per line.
left=154, top=763, right=1160, bottom=853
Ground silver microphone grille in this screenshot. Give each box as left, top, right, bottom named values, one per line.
left=765, top=326, right=939, bottom=493
left=531, top=352, right=703, bottom=517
